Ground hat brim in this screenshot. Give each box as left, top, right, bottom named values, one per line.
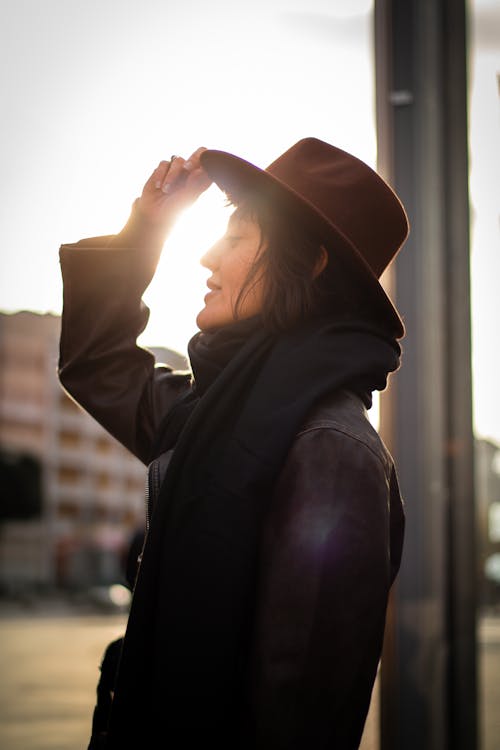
left=200, top=149, right=404, bottom=338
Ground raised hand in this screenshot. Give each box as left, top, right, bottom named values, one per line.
left=137, top=146, right=212, bottom=226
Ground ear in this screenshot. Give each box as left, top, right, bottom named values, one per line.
left=312, top=245, right=329, bottom=279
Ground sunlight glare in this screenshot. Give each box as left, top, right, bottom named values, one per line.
left=139, top=186, right=232, bottom=356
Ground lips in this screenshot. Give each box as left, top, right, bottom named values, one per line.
left=203, top=278, right=221, bottom=305
left=206, top=278, right=221, bottom=292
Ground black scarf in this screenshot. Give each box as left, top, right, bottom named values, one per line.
left=107, top=315, right=401, bottom=748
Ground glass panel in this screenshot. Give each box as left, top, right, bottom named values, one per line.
left=469, top=2, right=500, bottom=749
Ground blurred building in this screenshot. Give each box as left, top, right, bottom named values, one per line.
left=0, top=310, right=186, bottom=592
left=476, top=438, right=500, bottom=610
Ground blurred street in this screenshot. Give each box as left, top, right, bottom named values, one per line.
left=479, top=615, right=500, bottom=750
left=0, top=601, right=127, bottom=750
left=0, top=602, right=498, bottom=750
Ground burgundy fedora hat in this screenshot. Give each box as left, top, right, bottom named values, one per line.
left=200, top=137, right=409, bottom=337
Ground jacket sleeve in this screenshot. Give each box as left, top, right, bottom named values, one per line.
left=252, top=425, right=403, bottom=749
left=58, top=202, right=192, bottom=465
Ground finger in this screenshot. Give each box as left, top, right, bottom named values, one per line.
left=142, top=160, right=170, bottom=192
left=184, top=146, right=208, bottom=173
left=160, top=156, right=188, bottom=194
left=154, top=160, right=172, bottom=189
left=186, top=166, right=212, bottom=194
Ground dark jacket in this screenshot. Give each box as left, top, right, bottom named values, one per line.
left=58, top=214, right=405, bottom=749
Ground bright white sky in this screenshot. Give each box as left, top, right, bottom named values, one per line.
left=0, top=0, right=498, bottom=442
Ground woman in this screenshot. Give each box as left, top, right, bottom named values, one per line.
left=58, top=138, right=408, bottom=749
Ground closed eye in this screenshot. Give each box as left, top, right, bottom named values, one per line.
left=226, top=235, right=243, bottom=247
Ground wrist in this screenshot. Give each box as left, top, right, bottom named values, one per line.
left=115, top=199, right=173, bottom=250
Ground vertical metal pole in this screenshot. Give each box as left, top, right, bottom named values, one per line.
left=374, top=1, right=477, bottom=749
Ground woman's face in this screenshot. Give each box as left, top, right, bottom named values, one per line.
left=196, top=210, right=267, bottom=331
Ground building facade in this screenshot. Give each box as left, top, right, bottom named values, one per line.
left=0, top=311, right=184, bottom=592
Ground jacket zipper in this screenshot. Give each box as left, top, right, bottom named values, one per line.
left=144, top=450, right=173, bottom=530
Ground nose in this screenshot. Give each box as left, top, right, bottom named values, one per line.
left=200, top=237, right=223, bottom=270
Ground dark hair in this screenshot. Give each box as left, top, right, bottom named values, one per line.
left=230, top=192, right=371, bottom=331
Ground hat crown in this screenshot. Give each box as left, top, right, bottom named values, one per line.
left=266, top=138, right=408, bottom=278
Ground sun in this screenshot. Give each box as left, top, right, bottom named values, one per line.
left=138, top=186, right=232, bottom=357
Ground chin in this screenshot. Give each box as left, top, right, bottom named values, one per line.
left=196, top=308, right=235, bottom=332
left=196, top=307, right=219, bottom=332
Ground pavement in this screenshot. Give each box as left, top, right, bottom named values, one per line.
left=0, top=596, right=127, bottom=750
left=0, top=596, right=498, bottom=750
left=0, top=593, right=381, bottom=750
